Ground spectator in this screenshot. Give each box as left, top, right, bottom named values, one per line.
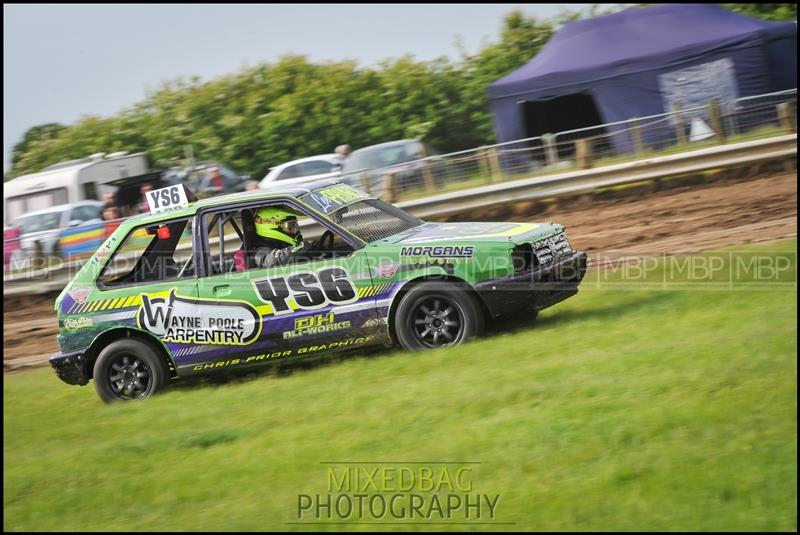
left=335, top=144, right=352, bottom=164
left=103, top=190, right=134, bottom=219
left=103, top=207, right=122, bottom=238
left=103, top=191, right=116, bottom=209
left=209, top=166, right=224, bottom=193
left=138, top=183, right=153, bottom=214
left=103, top=206, right=120, bottom=222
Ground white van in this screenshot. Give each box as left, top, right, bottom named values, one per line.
left=3, top=152, right=149, bottom=225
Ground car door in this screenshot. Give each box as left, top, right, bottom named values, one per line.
left=91, top=214, right=200, bottom=367
left=188, top=199, right=384, bottom=374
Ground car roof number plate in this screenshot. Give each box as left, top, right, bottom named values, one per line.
left=146, top=185, right=190, bottom=214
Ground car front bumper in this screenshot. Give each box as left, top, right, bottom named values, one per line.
left=50, top=349, right=90, bottom=386
left=474, top=251, right=588, bottom=318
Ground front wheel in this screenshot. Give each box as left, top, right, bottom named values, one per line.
left=93, top=338, right=169, bottom=403
left=394, top=281, right=485, bottom=351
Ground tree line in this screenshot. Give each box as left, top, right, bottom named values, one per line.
left=7, top=4, right=795, bottom=181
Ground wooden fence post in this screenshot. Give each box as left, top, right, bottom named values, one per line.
left=360, top=173, right=371, bottom=195
left=631, top=118, right=645, bottom=156
left=383, top=171, right=397, bottom=203
left=575, top=138, right=593, bottom=169
left=777, top=101, right=797, bottom=133
left=543, top=133, right=558, bottom=166
left=709, top=98, right=726, bottom=142
left=672, top=101, right=687, bottom=145
left=478, top=146, right=490, bottom=179
left=418, top=144, right=437, bottom=190
left=487, top=147, right=502, bottom=181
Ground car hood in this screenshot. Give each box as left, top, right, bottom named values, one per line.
left=381, top=221, right=564, bottom=246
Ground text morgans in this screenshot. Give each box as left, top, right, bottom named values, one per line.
left=400, top=245, right=474, bottom=258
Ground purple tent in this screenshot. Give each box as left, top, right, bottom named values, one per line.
left=488, top=4, right=797, bottom=146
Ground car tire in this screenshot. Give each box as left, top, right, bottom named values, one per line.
left=394, top=281, right=485, bottom=351
left=93, top=338, right=169, bottom=403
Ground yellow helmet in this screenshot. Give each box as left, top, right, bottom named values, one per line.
left=254, top=207, right=301, bottom=246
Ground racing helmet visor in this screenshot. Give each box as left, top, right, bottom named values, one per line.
left=255, top=213, right=299, bottom=236
left=278, top=217, right=299, bottom=236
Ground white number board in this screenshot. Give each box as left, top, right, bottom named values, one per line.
left=147, top=185, right=190, bottom=214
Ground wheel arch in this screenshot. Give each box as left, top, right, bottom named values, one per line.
left=386, top=274, right=490, bottom=344
left=85, top=327, right=176, bottom=380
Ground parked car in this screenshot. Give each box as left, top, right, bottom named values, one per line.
left=50, top=180, right=587, bottom=402
left=14, top=201, right=105, bottom=260
left=164, top=162, right=251, bottom=198
left=339, top=140, right=445, bottom=197
left=258, top=154, right=342, bottom=189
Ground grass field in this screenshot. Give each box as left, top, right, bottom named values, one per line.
left=4, top=240, right=797, bottom=531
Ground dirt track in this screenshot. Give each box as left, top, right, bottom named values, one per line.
left=4, top=171, right=797, bottom=372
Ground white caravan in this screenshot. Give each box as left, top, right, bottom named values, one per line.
left=3, top=152, right=149, bottom=225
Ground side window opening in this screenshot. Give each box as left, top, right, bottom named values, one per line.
left=205, top=211, right=244, bottom=276
left=276, top=164, right=301, bottom=181
left=201, top=203, right=356, bottom=277
left=71, top=205, right=99, bottom=222
left=82, top=182, right=97, bottom=201
left=99, top=217, right=195, bottom=287
left=300, top=160, right=336, bottom=175
left=5, top=188, right=69, bottom=223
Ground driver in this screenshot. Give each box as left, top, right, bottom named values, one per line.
left=234, top=207, right=305, bottom=272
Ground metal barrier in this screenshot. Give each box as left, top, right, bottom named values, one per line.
left=337, top=89, right=796, bottom=203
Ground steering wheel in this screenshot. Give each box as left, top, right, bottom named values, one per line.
left=307, top=230, right=335, bottom=259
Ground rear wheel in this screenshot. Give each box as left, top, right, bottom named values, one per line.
left=93, top=338, right=169, bottom=403
left=394, top=281, right=484, bottom=351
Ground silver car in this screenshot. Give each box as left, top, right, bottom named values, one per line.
left=258, top=154, right=342, bottom=189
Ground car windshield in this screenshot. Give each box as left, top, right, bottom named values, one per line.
left=343, top=143, right=421, bottom=172
left=16, top=210, right=65, bottom=234
left=327, top=199, right=424, bottom=243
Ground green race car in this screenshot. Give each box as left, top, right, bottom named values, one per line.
left=51, top=180, right=587, bottom=402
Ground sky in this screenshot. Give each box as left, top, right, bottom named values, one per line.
left=3, top=3, right=603, bottom=174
